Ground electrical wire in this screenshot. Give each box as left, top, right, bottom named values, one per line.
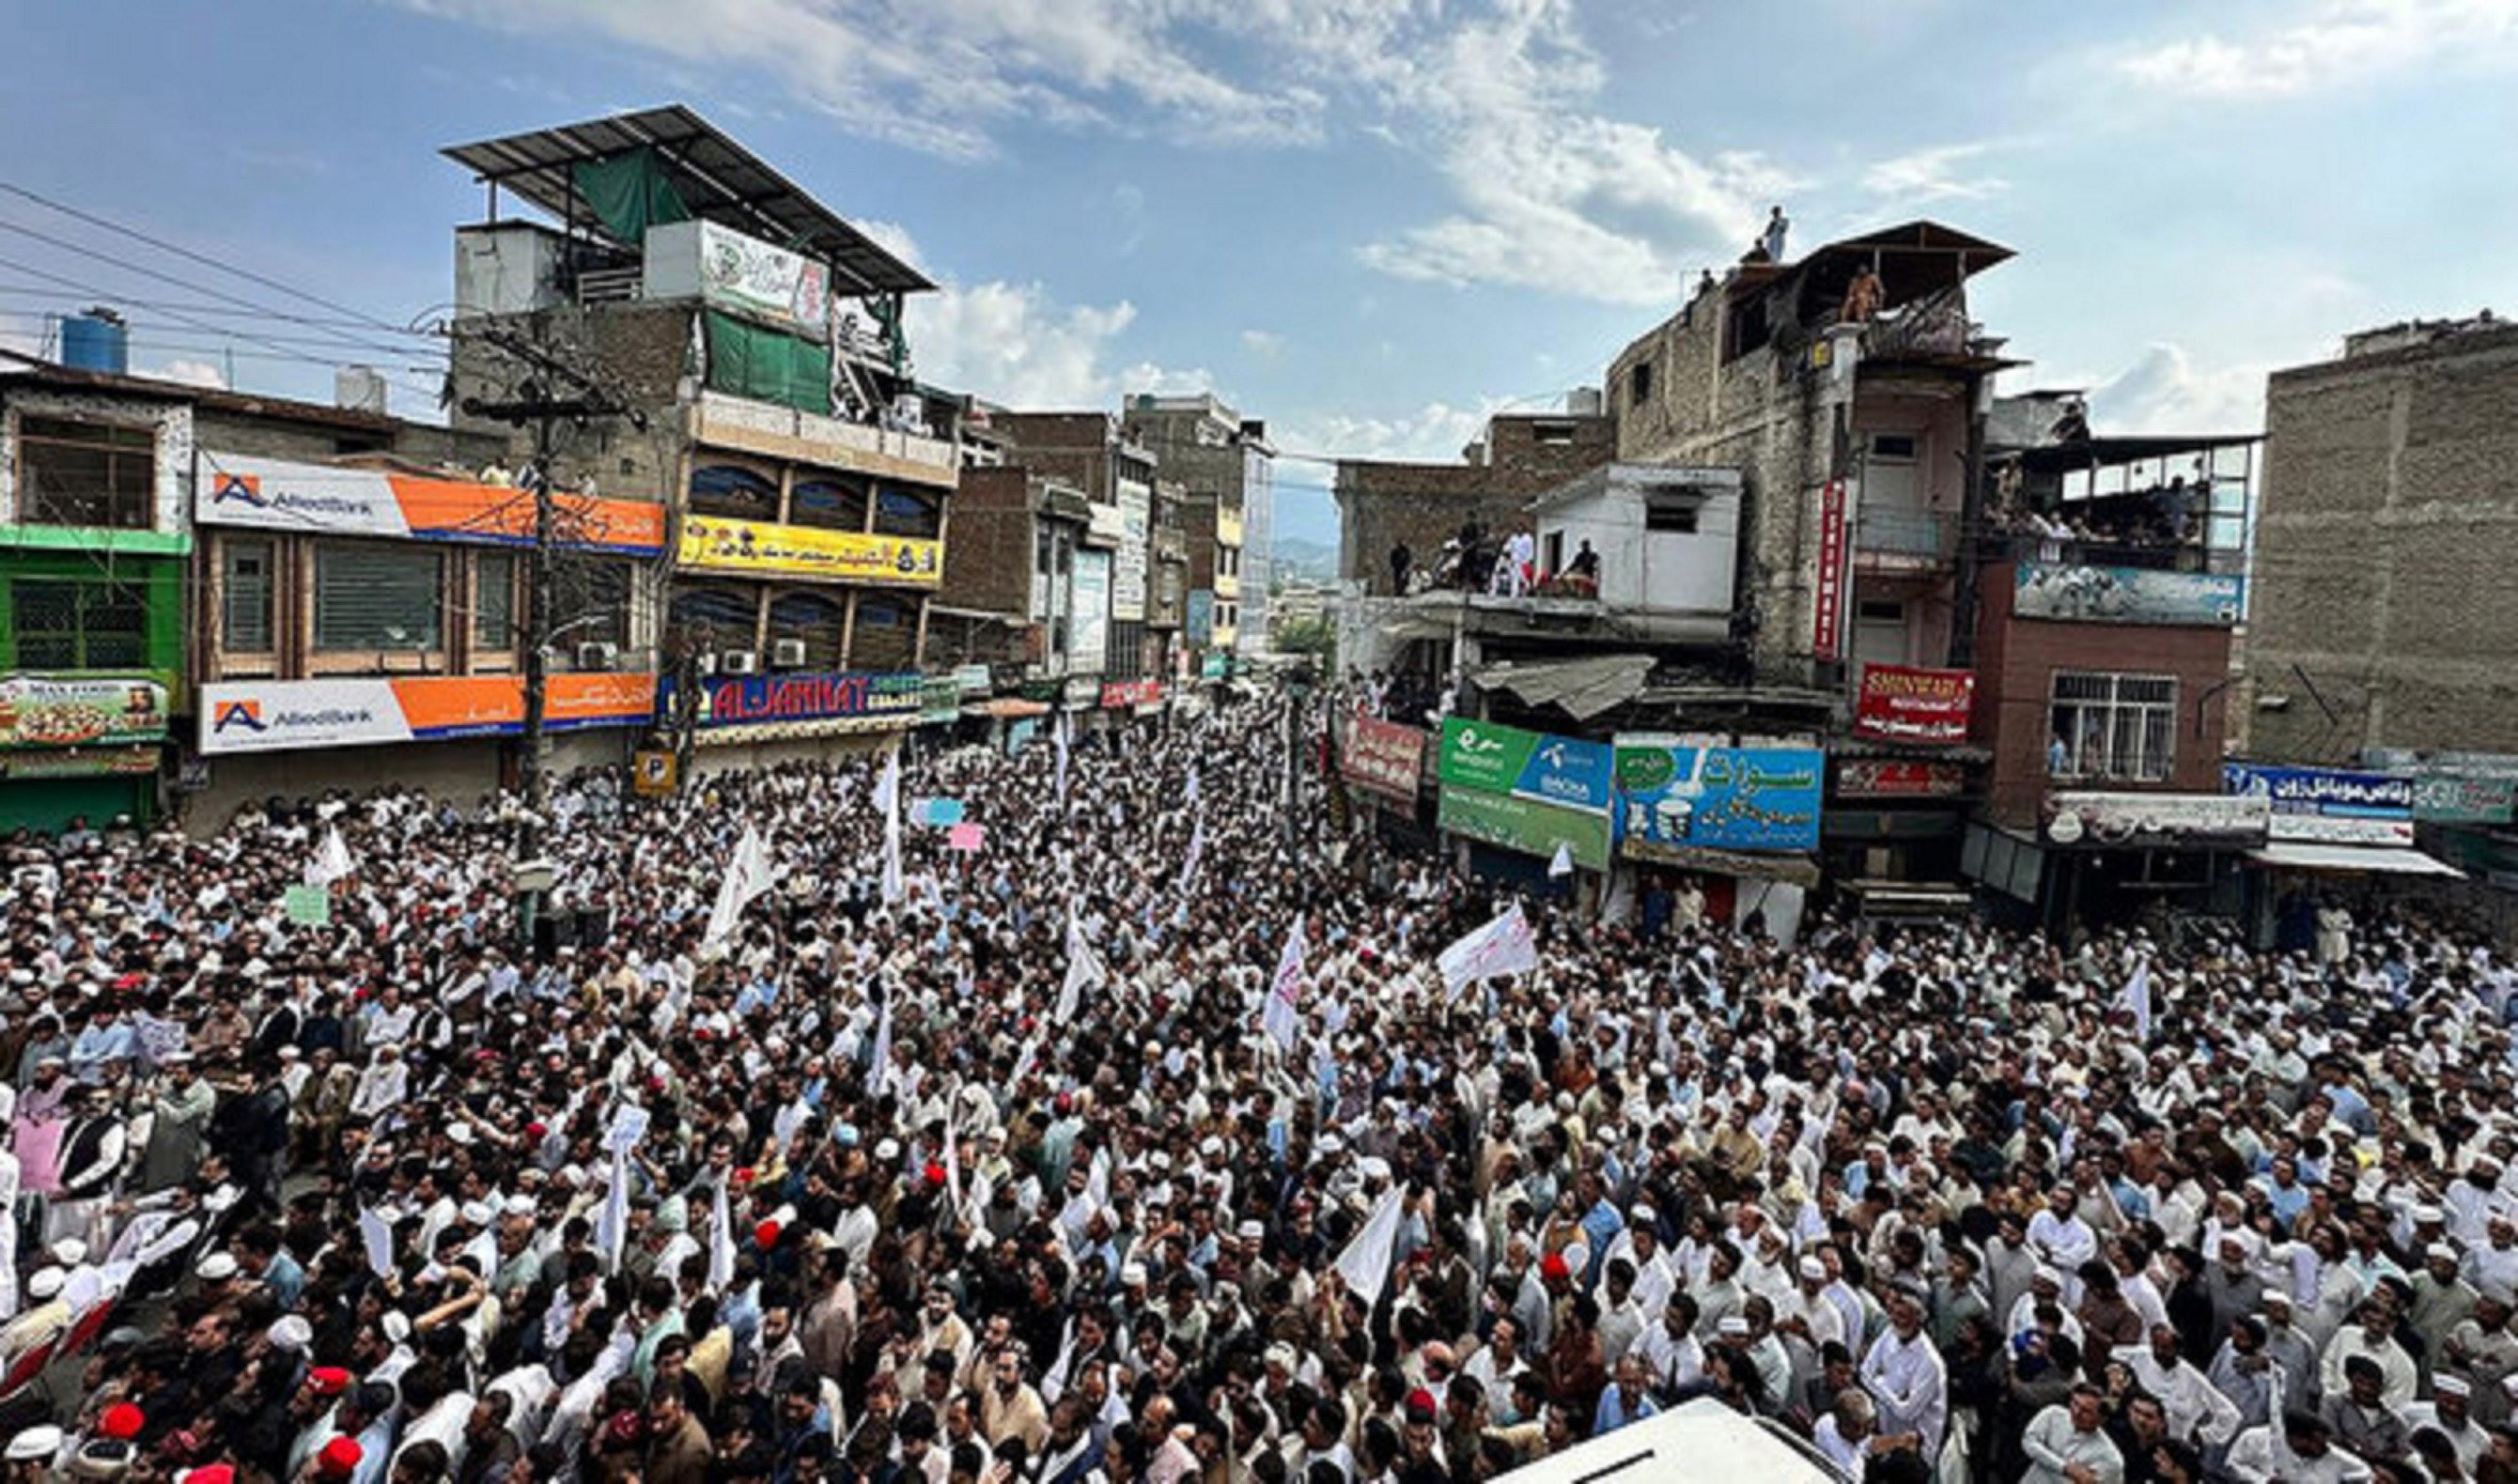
left=0, top=181, right=433, bottom=339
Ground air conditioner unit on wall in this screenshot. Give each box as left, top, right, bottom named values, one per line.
left=720, top=650, right=759, bottom=676
left=772, top=638, right=808, bottom=669
left=575, top=642, right=619, bottom=672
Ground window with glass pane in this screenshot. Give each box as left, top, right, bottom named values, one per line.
left=314, top=545, right=442, bottom=652
left=768, top=590, right=845, bottom=668
left=872, top=487, right=940, bottom=539
left=552, top=559, right=631, bottom=647
left=17, top=417, right=154, bottom=529
left=789, top=477, right=868, bottom=532
left=2048, top=672, right=2175, bottom=781
left=854, top=598, right=912, bottom=669
left=667, top=585, right=755, bottom=653
left=474, top=551, right=516, bottom=649
left=12, top=579, right=147, bottom=669
left=221, top=540, right=274, bottom=653
left=688, top=464, right=779, bottom=519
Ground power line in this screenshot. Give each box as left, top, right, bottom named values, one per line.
left=0, top=181, right=429, bottom=338
left=0, top=216, right=433, bottom=363
left=0, top=255, right=443, bottom=404
left=0, top=285, right=446, bottom=338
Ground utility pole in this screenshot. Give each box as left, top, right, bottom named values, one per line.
left=459, top=323, right=646, bottom=947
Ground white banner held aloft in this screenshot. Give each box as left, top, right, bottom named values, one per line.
left=1262, top=915, right=1307, bottom=1052
left=703, top=825, right=777, bottom=950
left=1056, top=913, right=1107, bottom=1023
left=1333, top=1183, right=1408, bottom=1306
left=1437, top=904, right=1539, bottom=994
left=1054, top=712, right=1072, bottom=806
left=707, top=1173, right=736, bottom=1292
left=2120, top=956, right=2153, bottom=1044
left=308, top=825, right=357, bottom=888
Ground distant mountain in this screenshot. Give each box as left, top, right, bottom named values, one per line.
left=1272, top=535, right=1338, bottom=584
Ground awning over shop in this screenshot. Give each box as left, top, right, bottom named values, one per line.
left=2248, top=841, right=2465, bottom=878
left=1470, top=653, right=1655, bottom=724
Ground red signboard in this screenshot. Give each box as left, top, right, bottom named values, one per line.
left=1343, top=713, right=1427, bottom=803
left=1812, top=480, right=1847, bottom=661
left=1854, top=663, right=1977, bottom=745
left=1101, top=679, right=1164, bottom=709
left=1837, top=759, right=1968, bottom=798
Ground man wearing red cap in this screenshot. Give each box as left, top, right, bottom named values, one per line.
left=283, top=1368, right=355, bottom=1481
left=304, top=1436, right=362, bottom=1483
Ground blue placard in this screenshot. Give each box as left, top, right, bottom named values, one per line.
left=1614, top=742, right=1825, bottom=852
left=2223, top=764, right=2413, bottom=819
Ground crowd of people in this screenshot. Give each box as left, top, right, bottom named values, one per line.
left=0, top=694, right=2513, bottom=1484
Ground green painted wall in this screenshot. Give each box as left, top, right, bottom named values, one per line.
left=0, top=549, right=187, bottom=698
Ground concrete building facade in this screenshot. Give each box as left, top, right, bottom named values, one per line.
left=2246, top=317, right=2518, bottom=761
left=1123, top=394, right=1271, bottom=661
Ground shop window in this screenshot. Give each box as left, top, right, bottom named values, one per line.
left=12, top=578, right=147, bottom=669
left=688, top=463, right=779, bottom=520
left=769, top=590, right=846, bottom=669
left=2049, top=672, right=2175, bottom=781
left=789, top=477, right=868, bottom=532
left=314, top=544, right=443, bottom=653
left=474, top=550, right=516, bottom=649
left=667, top=585, right=756, bottom=656
left=872, top=487, right=940, bottom=540
left=221, top=539, right=275, bottom=654
left=17, top=417, right=154, bottom=529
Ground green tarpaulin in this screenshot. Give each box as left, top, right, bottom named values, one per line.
left=704, top=311, right=832, bottom=415
left=571, top=148, right=689, bottom=244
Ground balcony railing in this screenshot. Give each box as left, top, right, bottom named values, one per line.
left=1854, top=508, right=1954, bottom=561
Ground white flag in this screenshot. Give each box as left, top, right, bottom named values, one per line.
left=703, top=825, right=777, bottom=950
left=358, top=1208, right=396, bottom=1280
left=944, top=1115, right=964, bottom=1218
left=1262, top=915, right=1307, bottom=1052
left=707, top=1173, right=735, bottom=1292
left=1333, top=1183, right=1408, bottom=1306
left=1054, top=712, right=1071, bottom=806
left=871, top=749, right=901, bottom=816
left=868, top=996, right=894, bottom=1092
left=1057, top=912, right=1107, bottom=1022
left=308, top=826, right=357, bottom=888
left=1437, top=904, right=1540, bottom=994
left=1547, top=841, right=1575, bottom=878
left=597, top=1150, right=631, bottom=1273
left=880, top=803, right=905, bottom=905
left=2120, top=956, right=2153, bottom=1043
left=1185, top=766, right=1202, bottom=806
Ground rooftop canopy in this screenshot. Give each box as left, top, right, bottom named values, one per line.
left=2012, top=432, right=2262, bottom=474
left=443, top=104, right=933, bottom=297
left=1750, top=220, right=2014, bottom=320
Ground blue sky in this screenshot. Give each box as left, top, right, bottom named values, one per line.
left=5, top=0, right=2516, bottom=547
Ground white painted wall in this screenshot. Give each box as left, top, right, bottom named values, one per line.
left=1537, top=472, right=1736, bottom=613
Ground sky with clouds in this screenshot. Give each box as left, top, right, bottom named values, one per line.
left=4, top=0, right=2516, bottom=545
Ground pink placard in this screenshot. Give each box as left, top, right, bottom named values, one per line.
left=947, top=822, right=986, bottom=852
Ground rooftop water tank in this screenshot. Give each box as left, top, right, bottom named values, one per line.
left=59, top=307, right=129, bottom=376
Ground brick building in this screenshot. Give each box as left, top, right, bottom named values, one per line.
left=1123, top=394, right=1271, bottom=659
left=1332, top=408, right=1615, bottom=595
left=2246, top=317, right=2518, bottom=761
left=1606, top=223, right=2013, bottom=689
left=987, top=411, right=1164, bottom=681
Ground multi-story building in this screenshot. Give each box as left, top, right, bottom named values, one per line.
left=440, top=106, right=958, bottom=771
left=1608, top=222, right=2016, bottom=689
left=1959, top=420, right=2263, bottom=930
left=1123, top=394, right=1273, bottom=661
left=0, top=346, right=198, bottom=830
left=0, top=335, right=666, bottom=830
left=987, top=411, right=1165, bottom=688
left=2237, top=315, right=2518, bottom=900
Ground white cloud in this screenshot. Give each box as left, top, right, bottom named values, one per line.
left=1864, top=143, right=2008, bottom=204
left=1239, top=330, right=1283, bottom=357
left=1289, top=400, right=1500, bottom=463
left=413, top=0, right=1785, bottom=306
left=2084, top=344, right=2268, bottom=435
left=866, top=220, right=1208, bottom=407
left=404, top=0, right=1327, bottom=160
left=147, top=358, right=230, bottom=390
left=2116, top=0, right=2518, bottom=98
left=1358, top=1, right=1793, bottom=304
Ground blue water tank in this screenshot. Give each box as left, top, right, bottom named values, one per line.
left=59, top=308, right=129, bottom=375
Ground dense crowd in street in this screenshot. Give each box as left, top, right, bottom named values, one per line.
left=0, top=695, right=2515, bottom=1484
